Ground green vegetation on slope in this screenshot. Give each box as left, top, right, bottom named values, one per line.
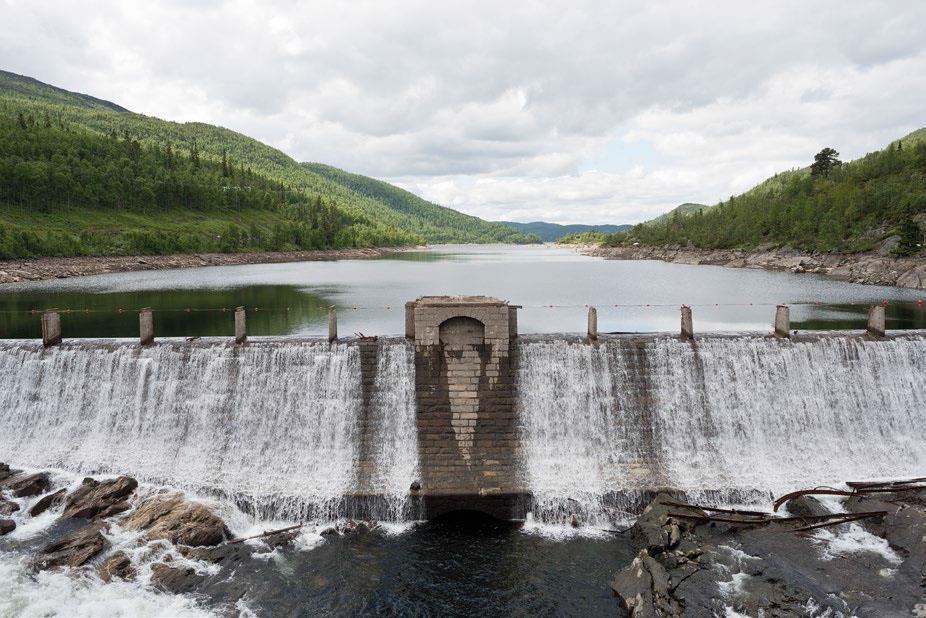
left=0, top=69, right=532, bottom=256
left=606, top=132, right=926, bottom=255
left=497, top=221, right=629, bottom=242
left=0, top=115, right=415, bottom=258
left=303, top=163, right=539, bottom=244
left=642, top=203, right=709, bottom=227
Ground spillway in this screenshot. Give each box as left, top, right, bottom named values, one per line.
left=515, top=334, right=926, bottom=525
left=0, top=338, right=418, bottom=521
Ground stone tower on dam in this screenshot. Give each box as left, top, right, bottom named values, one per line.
left=407, top=296, right=524, bottom=519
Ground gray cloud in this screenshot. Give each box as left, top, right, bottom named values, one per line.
left=1, top=0, right=924, bottom=223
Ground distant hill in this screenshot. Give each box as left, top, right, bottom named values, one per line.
left=642, top=203, right=710, bottom=227
left=305, top=163, right=538, bottom=244
left=497, top=221, right=630, bottom=242
left=606, top=129, right=926, bottom=254
left=0, top=69, right=537, bottom=259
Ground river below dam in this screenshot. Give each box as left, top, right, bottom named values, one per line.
left=0, top=244, right=924, bottom=338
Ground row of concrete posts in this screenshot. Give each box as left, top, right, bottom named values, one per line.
left=37, top=302, right=890, bottom=347
left=584, top=303, right=887, bottom=340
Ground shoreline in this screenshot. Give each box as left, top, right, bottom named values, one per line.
left=0, top=246, right=423, bottom=285
left=578, top=243, right=926, bottom=291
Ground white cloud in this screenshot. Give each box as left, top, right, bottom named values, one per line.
left=1, top=0, right=924, bottom=224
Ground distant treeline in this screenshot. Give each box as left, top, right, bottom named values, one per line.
left=606, top=135, right=926, bottom=255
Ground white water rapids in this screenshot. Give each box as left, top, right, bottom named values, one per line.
left=516, top=334, right=926, bottom=526
left=0, top=338, right=418, bottom=521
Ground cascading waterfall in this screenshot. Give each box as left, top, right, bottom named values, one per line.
left=516, top=335, right=926, bottom=526
left=0, top=338, right=418, bottom=522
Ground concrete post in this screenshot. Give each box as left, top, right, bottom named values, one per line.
left=139, top=308, right=154, bottom=345
left=587, top=306, right=598, bottom=340
left=405, top=301, right=416, bottom=339
left=867, top=305, right=886, bottom=338
left=328, top=307, right=338, bottom=342
left=41, top=310, right=61, bottom=347
left=234, top=306, right=246, bottom=344
left=509, top=305, right=519, bottom=340
left=680, top=305, right=693, bottom=340
left=774, top=305, right=790, bottom=338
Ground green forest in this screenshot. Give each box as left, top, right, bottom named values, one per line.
left=606, top=130, right=926, bottom=256
left=0, top=70, right=537, bottom=259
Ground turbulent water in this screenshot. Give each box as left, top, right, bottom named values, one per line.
left=0, top=338, right=418, bottom=522
left=516, top=334, right=926, bottom=525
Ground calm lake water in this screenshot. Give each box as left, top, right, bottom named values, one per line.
left=1, top=244, right=924, bottom=338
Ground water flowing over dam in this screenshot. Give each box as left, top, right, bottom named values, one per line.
left=1, top=297, right=925, bottom=528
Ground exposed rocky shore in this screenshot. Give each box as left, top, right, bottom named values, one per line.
left=582, top=244, right=926, bottom=291
left=611, top=487, right=926, bottom=616
left=0, top=246, right=420, bottom=285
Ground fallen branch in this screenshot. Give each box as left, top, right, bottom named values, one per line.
left=660, top=501, right=769, bottom=518
left=227, top=523, right=303, bottom=545
left=789, top=511, right=886, bottom=533
left=773, top=488, right=855, bottom=511
left=668, top=512, right=771, bottom=526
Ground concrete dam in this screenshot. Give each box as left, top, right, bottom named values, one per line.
left=1, top=296, right=925, bottom=527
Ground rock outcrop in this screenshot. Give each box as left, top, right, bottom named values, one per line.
left=62, top=476, right=138, bottom=520
left=98, top=551, right=136, bottom=582
left=34, top=522, right=109, bottom=570
left=1, top=472, right=51, bottom=498
left=29, top=488, right=67, bottom=517
left=149, top=562, right=205, bottom=594
left=0, top=518, right=15, bottom=535
left=123, top=495, right=229, bottom=547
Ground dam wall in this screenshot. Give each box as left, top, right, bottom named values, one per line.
left=1, top=297, right=925, bottom=526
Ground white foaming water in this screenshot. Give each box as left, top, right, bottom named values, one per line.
left=0, top=338, right=418, bottom=522
left=364, top=341, right=419, bottom=520
left=517, top=335, right=926, bottom=525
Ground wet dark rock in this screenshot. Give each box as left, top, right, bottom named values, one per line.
left=783, top=495, right=830, bottom=519
left=123, top=495, right=229, bottom=546
left=99, top=551, right=136, bottom=582
left=610, top=549, right=682, bottom=617
left=180, top=543, right=253, bottom=565
left=320, top=527, right=338, bottom=536
left=0, top=496, right=20, bottom=516
left=150, top=562, right=205, bottom=594
left=0, top=518, right=15, bottom=535
left=62, top=476, right=137, bottom=520
left=29, top=488, right=67, bottom=517
left=262, top=529, right=300, bottom=549
left=0, top=463, right=15, bottom=482
left=2, top=472, right=51, bottom=497
left=34, top=522, right=108, bottom=570
left=409, top=481, right=421, bottom=492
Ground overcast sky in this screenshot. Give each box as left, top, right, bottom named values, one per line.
left=2, top=1, right=924, bottom=224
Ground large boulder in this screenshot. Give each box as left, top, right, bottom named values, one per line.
left=0, top=463, right=15, bottom=483
left=62, top=476, right=138, bottom=520
left=122, top=495, right=229, bottom=547
left=98, top=551, right=136, bottom=582
left=782, top=495, right=830, bottom=519
left=2, top=472, right=51, bottom=498
left=0, top=518, right=15, bottom=535
left=30, top=488, right=66, bottom=517
left=611, top=549, right=683, bottom=618
left=0, top=496, right=20, bottom=516
left=34, top=522, right=108, bottom=570
left=149, top=562, right=205, bottom=594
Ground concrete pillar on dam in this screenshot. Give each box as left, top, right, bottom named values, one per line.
left=411, top=296, right=521, bottom=519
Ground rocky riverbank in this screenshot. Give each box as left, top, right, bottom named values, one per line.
left=0, top=462, right=379, bottom=611
left=582, top=244, right=926, bottom=291
left=0, top=246, right=421, bottom=285
left=611, top=485, right=926, bottom=616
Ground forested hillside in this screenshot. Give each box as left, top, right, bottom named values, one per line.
left=497, top=220, right=628, bottom=242
left=0, top=116, right=415, bottom=258
left=0, top=69, right=533, bottom=258
left=608, top=130, right=926, bottom=255
left=304, top=163, right=538, bottom=243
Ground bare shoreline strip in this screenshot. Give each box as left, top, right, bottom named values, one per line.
left=576, top=244, right=926, bottom=292
left=0, top=246, right=424, bottom=285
